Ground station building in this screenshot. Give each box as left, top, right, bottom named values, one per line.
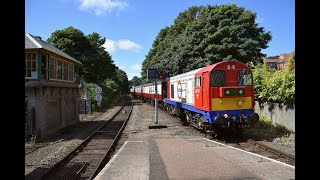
left=25, top=32, right=82, bottom=139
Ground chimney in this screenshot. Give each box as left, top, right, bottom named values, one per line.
left=35, top=36, right=42, bottom=40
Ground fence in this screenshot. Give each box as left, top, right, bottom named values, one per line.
left=254, top=101, right=295, bottom=132
left=25, top=103, right=35, bottom=139
left=79, top=98, right=93, bottom=114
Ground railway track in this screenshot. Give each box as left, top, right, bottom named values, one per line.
left=247, top=139, right=295, bottom=166
left=26, top=98, right=133, bottom=180
left=169, top=111, right=295, bottom=167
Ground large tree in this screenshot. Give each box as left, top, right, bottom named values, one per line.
left=141, top=4, right=271, bottom=79
left=129, top=76, right=142, bottom=87
left=115, top=69, right=129, bottom=93
left=47, top=26, right=117, bottom=84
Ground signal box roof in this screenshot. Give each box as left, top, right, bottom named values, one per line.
left=25, top=32, right=82, bottom=65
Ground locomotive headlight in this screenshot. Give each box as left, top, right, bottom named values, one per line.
left=225, top=90, right=230, bottom=95
left=239, top=89, right=243, bottom=94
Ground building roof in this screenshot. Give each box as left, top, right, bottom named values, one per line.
left=25, top=32, right=82, bottom=65
left=278, top=54, right=290, bottom=63
left=265, top=59, right=280, bottom=63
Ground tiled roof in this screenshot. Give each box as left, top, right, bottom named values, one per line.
left=279, top=54, right=290, bottom=63
left=25, top=32, right=82, bottom=65
left=265, top=59, right=280, bottom=63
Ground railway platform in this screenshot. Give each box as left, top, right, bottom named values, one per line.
left=94, top=136, right=295, bottom=180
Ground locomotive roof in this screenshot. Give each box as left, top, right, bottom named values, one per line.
left=169, top=68, right=202, bottom=81
left=196, top=60, right=249, bottom=74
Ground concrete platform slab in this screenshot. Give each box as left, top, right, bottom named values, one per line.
left=94, top=141, right=149, bottom=180
left=188, top=138, right=295, bottom=180
left=156, top=137, right=265, bottom=180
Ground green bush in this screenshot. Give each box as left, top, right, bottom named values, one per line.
left=86, top=81, right=119, bottom=111
left=252, top=58, right=295, bottom=105
left=250, top=116, right=292, bottom=137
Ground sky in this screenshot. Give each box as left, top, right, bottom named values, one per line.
left=26, top=0, right=295, bottom=80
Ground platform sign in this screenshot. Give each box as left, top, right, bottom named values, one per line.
left=95, top=94, right=102, bottom=102
left=177, top=81, right=182, bottom=99
left=97, top=101, right=101, bottom=107
left=95, top=87, right=102, bottom=94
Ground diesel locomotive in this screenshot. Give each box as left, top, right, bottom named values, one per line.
left=130, top=60, right=259, bottom=136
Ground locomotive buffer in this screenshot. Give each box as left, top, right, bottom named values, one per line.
left=148, top=69, right=167, bottom=129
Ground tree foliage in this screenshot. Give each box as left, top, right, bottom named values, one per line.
left=129, top=76, right=143, bottom=87
left=267, top=55, right=279, bottom=59
left=47, top=26, right=118, bottom=84
left=252, top=51, right=295, bottom=105
left=47, top=26, right=130, bottom=109
left=87, top=82, right=117, bottom=111
left=115, top=69, right=129, bottom=93
left=141, top=4, right=271, bottom=79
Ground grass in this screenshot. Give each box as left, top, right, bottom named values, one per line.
left=247, top=115, right=295, bottom=143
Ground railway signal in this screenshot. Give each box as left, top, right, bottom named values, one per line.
left=146, top=68, right=167, bottom=129
left=157, top=69, right=165, bottom=79
left=147, top=68, right=168, bottom=82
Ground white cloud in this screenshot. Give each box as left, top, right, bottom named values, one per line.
left=118, top=65, right=126, bottom=70
left=102, top=38, right=142, bottom=53
left=118, top=39, right=141, bottom=51
left=102, top=39, right=116, bottom=53
left=127, top=72, right=141, bottom=80
left=78, top=0, right=128, bottom=16
left=131, top=64, right=141, bottom=71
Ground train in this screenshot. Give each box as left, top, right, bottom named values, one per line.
left=130, top=60, right=259, bottom=136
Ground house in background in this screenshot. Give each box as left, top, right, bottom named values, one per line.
left=25, top=32, right=82, bottom=139
left=277, top=53, right=290, bottom=70
left=262, top=51, right=295, bottom=71
left=262, top=57, right=279, bottom=70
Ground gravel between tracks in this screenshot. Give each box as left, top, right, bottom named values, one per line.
left=25, top=97, right=123, bottom=176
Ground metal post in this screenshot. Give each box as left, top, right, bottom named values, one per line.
left=148, top=77, right=167, bottom=129
left=84, top=100, right=87, bottom=115
left=154, top=79, right=158, bottom=124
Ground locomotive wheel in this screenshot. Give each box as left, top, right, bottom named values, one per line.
left=183, top=114, right=191, bottom=126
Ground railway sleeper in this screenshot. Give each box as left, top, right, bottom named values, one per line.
left=61, top=161, right=88, bottom=180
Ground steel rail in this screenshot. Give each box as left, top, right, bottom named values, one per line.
left=89, top=99, right=134, bottom=179
left=248, top=139, right=295, bottom=165
left=32, top=99, right=128, bottom=180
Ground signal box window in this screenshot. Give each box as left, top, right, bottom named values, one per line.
left=195, top=76, right=201, bottom=87
left=238, top=70, right=252, bottom=86
left=25, top=52, right=37, bottom=78
left=210, top=70, right=226, bottom=87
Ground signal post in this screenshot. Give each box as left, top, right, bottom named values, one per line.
left=147, top=69, right=167, bottom=129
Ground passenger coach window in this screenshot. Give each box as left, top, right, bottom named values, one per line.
left=195, top=76, right=201, bottom=87
left=210, top=70, right=226, bottom=87
left=238, top=70, right=252, bottom=86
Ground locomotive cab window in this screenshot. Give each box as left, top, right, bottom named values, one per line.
left=238, top=69, right=252, bottom=86
left=195, top=76, right=201, bottom=87
left=210, top=70, right=226, bottom=87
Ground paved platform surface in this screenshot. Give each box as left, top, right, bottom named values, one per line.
left=94, top=137, right=295, bottom=180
